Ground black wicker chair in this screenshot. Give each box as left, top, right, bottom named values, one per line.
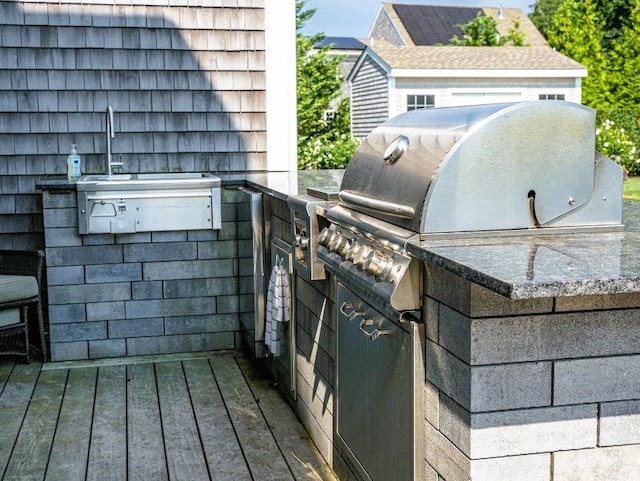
left=0, top=250, right=47, bottom=363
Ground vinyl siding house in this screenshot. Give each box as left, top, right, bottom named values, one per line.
left=348, top=3, right=586, bottom=139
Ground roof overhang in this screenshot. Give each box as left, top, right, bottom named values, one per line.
left=347, top=47, right=391, bottom=84
left=390, top=68, right=588, bottom=78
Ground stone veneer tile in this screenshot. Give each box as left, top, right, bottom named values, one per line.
left=424, top=421, right=470, bottom=481
left=556, top=292, right=640, bottom=311
left=125, top=297, right=216, bottom=319
left=470, top=361, right=552, bottom=412
left=50, top=341, right=88, bottom=361
left=470, top=404, right=597, bottom=458
left=50, top=321, right=106, bottom=343
left=599, top=400, right=640, bottom=446
left=426, top=340, right=470, bottom=409
left=470, top=454, right=551, bottom=481
left=86, top=301, right=126, bottom=322
left=48, top=282, right=131, bottom=304
left=142, top=259, right=234, bottom=280
left=164, top=314, right=239, bottom=335
left=553, top=445, right=640, bottom=481
left=425, top=264, right=553, bottom=318
left=469, top=310, right=640, bottom=365
left=554, top=355, right=640, bottom=405
left=126, top=332, right=235, bottom=356
left=108, top=317, right=164, bottom=339
left=89, top=339, right=126, bottom=359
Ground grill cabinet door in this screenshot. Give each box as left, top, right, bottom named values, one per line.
left=336, top=283, right=413, bottom=481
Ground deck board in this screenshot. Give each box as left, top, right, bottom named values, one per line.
left=156, top=361, right=211, bottom=481
left=86, top=365, right=127, bottom=481
left=127, top=363, right=169, bottom=481
left=210, top=355, right=295, bottom=481
left=3, top=369, right=67, bottom=481
left=0, top=362, right=41, bottom=477
left=237, top=358, right=339, bottom=481
left=45, top=367, right=97, bottom=481
left=0, top=353, right=336, bottom=481
left=0, top=359, right=15, bottom=396
left=183, top=358, right=252, bottom=481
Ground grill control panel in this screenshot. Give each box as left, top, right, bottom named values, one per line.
left=317, top=223, right=421, bottom=311
left=288, top=195, right=335, bottom=281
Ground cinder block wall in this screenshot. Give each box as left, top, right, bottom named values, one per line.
left=424, top=263, right=640, bottom=481
left=0, top=0, right=266, bottom=250
left=43, top=186, right=253, bottom=361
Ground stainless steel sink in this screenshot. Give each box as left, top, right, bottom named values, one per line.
left=76, top=172, right=219, bottom=191
left=76, top=172, right=222, bottom=234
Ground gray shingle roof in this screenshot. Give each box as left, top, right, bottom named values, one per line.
left=363, top=42, right=586, bottom=72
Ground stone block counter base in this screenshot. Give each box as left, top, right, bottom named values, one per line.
left=409, top=212, right=640, bottom=481
left=42, top=187, right=253, bottom=361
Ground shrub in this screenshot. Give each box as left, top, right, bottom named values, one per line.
left=298, top=132, right=359, bottom=170
left=596, top=113, right=640, bottom=176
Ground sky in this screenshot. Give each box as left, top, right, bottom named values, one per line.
left=301, top=0, right=534, bottom=38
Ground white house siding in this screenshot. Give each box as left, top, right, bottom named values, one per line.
left=351, top=56, right=389, bottom=139
left=391, top=77, right=581, bottom=117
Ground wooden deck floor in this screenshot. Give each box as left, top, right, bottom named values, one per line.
left=0, top=352, right=337, bottom=481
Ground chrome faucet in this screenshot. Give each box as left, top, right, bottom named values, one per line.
left=106, top=105, right=123, bottom=176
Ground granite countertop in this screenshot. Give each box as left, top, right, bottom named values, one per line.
left=219, top=170, right=344, bottom=200
left=407, top=200, right=640, bottom=299
left=37, top=170, right=345, bottom=200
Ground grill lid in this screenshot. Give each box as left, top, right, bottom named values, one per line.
left=339, top=101, right=623, bottom=235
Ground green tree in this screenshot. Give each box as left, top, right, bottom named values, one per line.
left=546, top=0, right=610, bottom=109
left=529, top=0, right=563, bottom=39
left=450, top=13, right=527, bottom=46
left=610, top=1, right=640, bottom=107
left=296, top=1, right=357, bottom=170
left=594, top=0, right=635, bottom=51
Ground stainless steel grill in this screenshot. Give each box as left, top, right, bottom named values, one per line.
left=317, top=101, right=624, bottom=311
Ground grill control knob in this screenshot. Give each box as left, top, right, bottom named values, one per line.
left=332, top=235, right=352, bottom=256
left=295, top=234, right=309, bottom=251
left=345, top=242, right=358, bottom=261
left=318, top=227, right=336, bottom=247
left=363, top=251, right=392, bottom=278
left=352, top=244, right=372, bottom=267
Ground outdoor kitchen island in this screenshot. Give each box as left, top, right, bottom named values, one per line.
left=38, top=170, right=640, bottom=481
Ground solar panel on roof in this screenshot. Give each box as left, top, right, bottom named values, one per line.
left=316, top=36, right=366, bottom=50
left=393, top=4, right=481, bottom=45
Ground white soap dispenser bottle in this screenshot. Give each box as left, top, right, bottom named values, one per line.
left=67, top=144, right=82, bottom=180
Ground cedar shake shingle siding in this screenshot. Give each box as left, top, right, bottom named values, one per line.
left=350, top=56, right=388, bottom=139
left=0, top=0, right=266, bottom=250
left=369, top=7, right=405, bottom=46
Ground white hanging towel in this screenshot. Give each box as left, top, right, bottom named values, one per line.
left=265, top=257, right=290, bottom=357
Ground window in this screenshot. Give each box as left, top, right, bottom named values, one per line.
left=323, top=109, right=337, bottom=124
left=539, top=94, right=565, bottom=100
left=407, top=94, right=435, bottom=111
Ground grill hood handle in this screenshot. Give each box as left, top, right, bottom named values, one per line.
left=339, top=190, right=415, bottom=219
